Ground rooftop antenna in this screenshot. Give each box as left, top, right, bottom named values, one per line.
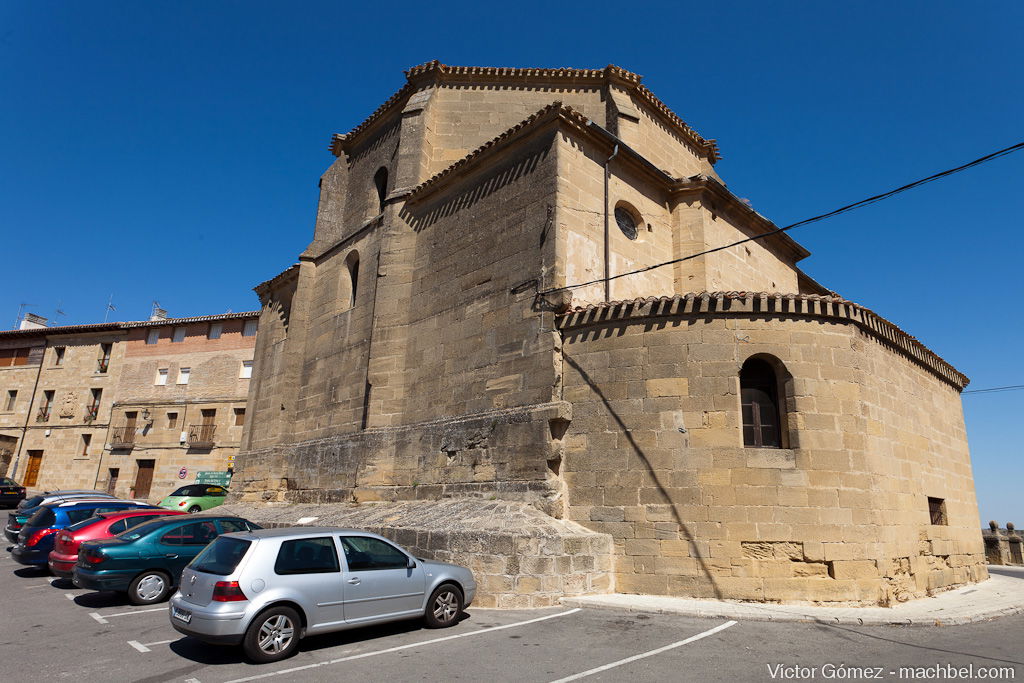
left=15, top=302, right=37, bottom=329
left=103, top=294, right=117, bottom=323
left=54, top=300, right=67, bottom=322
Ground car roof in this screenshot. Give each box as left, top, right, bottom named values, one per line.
left=222, top=527, right=386, bottom=541
left=54, top=500, right=150, bottom=508
left=97, top=509, right=181, bottom=519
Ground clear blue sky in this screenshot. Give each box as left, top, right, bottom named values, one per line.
left=2, top=2, right=1021, bottom=525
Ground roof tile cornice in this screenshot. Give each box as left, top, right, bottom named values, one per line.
left=329, top=62, right=718, bottom=162
left=557, top=292, right=969, bottom=391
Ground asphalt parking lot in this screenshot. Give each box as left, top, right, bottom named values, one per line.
left=2, top=547, right=1023, bottom=682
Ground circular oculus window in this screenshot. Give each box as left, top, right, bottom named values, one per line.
left=615, top=207, right=638, bottom=240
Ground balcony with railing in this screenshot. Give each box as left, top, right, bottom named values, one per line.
left=84, top=403, right=99, bottom=422
left=110, top=425, right=136, bottom=449
left=97, top=357, right=110, bottom=374
left=188, top=424, right=216, bottom=448
left=36, top=407, right=50, bottom=422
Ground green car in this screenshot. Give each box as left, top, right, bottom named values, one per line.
left=159, top=484, right=228, bottom=513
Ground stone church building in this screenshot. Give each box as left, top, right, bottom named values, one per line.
left=232, top=62, right=985, bottom=606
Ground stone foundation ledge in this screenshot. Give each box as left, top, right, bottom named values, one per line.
left=562, top=569, right=1023, bottom=626
left=217, top=498, right=613, bottom=608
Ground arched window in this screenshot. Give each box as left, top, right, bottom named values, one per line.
left=373, top=168, right=388, bottom=214
left=345, top=251, right=360, bottom=309
left=740, top=357, right=786, bottom=448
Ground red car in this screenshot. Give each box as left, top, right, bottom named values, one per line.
left=48, top=509, right=186, bottom=578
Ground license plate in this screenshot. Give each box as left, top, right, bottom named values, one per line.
left=172, top=607, right=192, bottom=623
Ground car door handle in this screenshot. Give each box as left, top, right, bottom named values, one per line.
left=347, top=577, right=360, bottom=585
left=165, top=553, right=178, bottom=558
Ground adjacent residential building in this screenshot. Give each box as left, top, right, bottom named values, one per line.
left=233, top=62, right=986, bottom=606
left=1, top=312, right=258, bottom=501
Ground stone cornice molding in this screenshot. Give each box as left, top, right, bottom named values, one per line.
left=557, top=292, right=969, bottom=390
left=253, top=263, right=300, bottom=299
left=672, top=175, right=811, bottom=262
left=329, top=62, right=719, bottom=163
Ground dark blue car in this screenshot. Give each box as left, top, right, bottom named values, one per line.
left=12, top=500, right=158, bottom=567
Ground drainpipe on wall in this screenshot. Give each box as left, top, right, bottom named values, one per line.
left=603, top=144, right=619, bottom=302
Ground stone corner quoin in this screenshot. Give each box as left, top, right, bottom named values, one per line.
left=228, top=62, right=985, bottom=607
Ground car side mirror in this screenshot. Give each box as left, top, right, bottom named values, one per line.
left=407, top=557, right=416, bottom=569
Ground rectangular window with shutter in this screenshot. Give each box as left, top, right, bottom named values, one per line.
left=172, top=327, right=187, bottom=343
left=208, top=322, right=222, bottom=339
left=240, top=360, right=253, bottom=378
left=177, top=367, right=191, bottom=385
left=146, top=329, right=160, bottom=345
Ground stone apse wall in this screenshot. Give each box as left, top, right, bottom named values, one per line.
left=558, top=293, right=985, bottom=605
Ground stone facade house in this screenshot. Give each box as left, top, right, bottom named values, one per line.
left=233, top=62, right=986, bottom=605
left=1, top=312, right=258, bottom=502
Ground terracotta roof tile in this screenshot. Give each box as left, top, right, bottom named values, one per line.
left=329, top=62, right=718, bottom=162
left=557, top=292, right=968, bottom=390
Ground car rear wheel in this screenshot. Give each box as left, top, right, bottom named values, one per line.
left=243, top=606, right=301, bottom=663
left=424, top=583, right=463, bottom=628
left=128, top=570, right=171, bottom=605
left=187, top=505, right=202, bottom=513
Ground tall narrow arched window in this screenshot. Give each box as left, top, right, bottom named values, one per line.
left=740, top=357, right=786, bottom=448
left=373, top=168, right=388, bottom=214
left=345, top=251, right=360, bottom=309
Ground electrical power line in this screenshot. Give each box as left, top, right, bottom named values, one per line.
left=539, top=140, right=1024, bottom=296
left=963, top=384, right=1024, bottom=395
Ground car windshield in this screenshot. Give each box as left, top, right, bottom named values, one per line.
left=190, top=536, right=252, bottom=575
left=119, top=518, right=173, bottom=541
left=169, top=485, right=208, bottom=497
left=1, top=478, right=17, bottom=486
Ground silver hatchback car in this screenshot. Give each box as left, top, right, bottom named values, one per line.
left=168, top=527, right=476, bottom=662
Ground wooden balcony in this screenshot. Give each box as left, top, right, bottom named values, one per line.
left=188, top=424, right=216, bottom=448
left=110, top=425, right=136, bottom=449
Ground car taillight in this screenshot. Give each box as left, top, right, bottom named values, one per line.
left=83, top=549, right=106, bottom=565
left=17, top=488, right=25, bottom=496
left=212, top=581, right=247, bottom=602
left=11, top=520, right=23, bottom=530
left=26, top=528, right=58, bottom=547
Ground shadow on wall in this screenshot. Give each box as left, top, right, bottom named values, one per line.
left=562, top=353, right=723, bottom=599
left=400, top=144, right=550, bottom=232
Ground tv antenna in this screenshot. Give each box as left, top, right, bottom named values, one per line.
left=103, top=294, right=117, bottom=322
left=15, top=302, right=37, bottom=329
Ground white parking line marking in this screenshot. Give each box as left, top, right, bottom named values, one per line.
left=65, top=593, right=75, bottom=600
left=547, top=619, right=738, bottom=682
left=128, top=638, right=177, bottom=653
left=222, top=608, right=583, bottom=683
left=90, top=606, right=166, bottom=623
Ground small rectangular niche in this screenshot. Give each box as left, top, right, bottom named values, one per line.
left=928, top=497, right=948, bottom=526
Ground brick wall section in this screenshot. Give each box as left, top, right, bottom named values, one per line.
left=558, top=296, right=984, bottom=605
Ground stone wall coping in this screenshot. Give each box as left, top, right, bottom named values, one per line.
left=219, top=498, right=606, bottom=537
left=557, top=292, right=969, bottom=390
left=254, top=263, right=300, bottom=298
left=329, top=61, right=719, bottom=162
